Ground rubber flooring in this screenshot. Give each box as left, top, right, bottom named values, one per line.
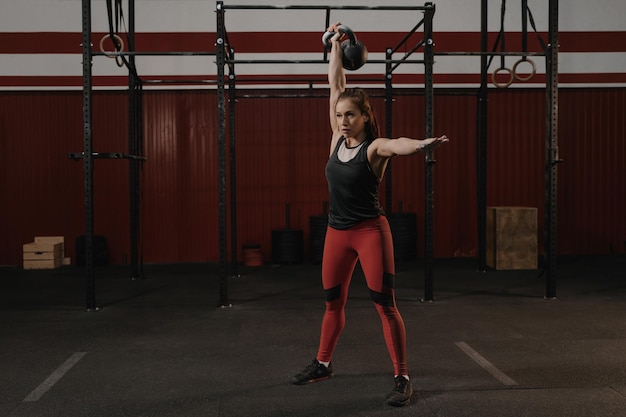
left=1, top=256, right=625, bottom=416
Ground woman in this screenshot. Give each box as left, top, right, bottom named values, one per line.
left=291, top=24, right=449, bottom=407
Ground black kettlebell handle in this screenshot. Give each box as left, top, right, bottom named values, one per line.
left=322, top=24, right=357, bottom=49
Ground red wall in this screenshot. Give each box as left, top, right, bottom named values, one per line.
left=1, top=87, right=624, bottom=266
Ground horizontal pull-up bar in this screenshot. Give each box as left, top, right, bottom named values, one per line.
left=225, top=59, right=426, bottom=65
left=94, top=52, right=548, bottom=67
left=220, top=4, right=433, bottom=11
left=68, top=152, right=147, bottom=161
left=235, top=93, right=328, bottom=99
left=231, top=76, right=387, bottom=84
left=233, top=89, right=487, bottom=100
left=142, top=79, right=218, bottom=84
left=93, top=51, right=216, bottom=57
left=435, top=51, right=545, bottom=57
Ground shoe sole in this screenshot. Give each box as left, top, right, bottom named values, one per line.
left=386, top=388, right=412, bottom=406
left=386, top=398, right=410, bottom=407
left=291, top=373, right=333, bottom=385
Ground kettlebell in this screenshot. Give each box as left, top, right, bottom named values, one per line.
left=321, top=25, right=368, bottom=71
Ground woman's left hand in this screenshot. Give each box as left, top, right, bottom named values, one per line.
left=419, top=135, right=449, bottom=152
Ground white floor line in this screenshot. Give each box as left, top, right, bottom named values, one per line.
left=23, top=352, right=87, bottom=402
left=455, top=341, right=518, bottom=387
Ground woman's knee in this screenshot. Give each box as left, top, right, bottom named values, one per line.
left=369, top=288, right=394, bottom=307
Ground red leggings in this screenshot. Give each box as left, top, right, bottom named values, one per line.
left=316, top=216, right=408, bottom=376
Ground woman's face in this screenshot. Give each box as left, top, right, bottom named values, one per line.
left=335, top=98, right=367, bottom=140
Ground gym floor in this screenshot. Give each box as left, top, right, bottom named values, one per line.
left=1, top=255, right=625, bottom=417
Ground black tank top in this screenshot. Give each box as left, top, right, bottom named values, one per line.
left=325, top=136, right=384, bottom=230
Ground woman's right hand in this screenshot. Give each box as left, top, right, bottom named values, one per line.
left=326, top=23, right=344, bottom=44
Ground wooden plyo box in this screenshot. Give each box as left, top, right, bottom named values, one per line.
left=23, top=257, right=62, bottom=269
left=34, top=236, right=65, bottom=253
left=486, top=207, right=538, bottom=270
left=23, top=238, right=64, bottom=270
left=34, top=236, right=70, bottom=265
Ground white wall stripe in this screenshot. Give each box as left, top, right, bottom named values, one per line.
left=2, top=0, right=624, bottom=33
left=1, top=1, right=624, bottom=89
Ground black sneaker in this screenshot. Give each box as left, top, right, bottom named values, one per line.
left=291, top=359, right=333, bottom=385
left=386, top=375, right=413, bottom=406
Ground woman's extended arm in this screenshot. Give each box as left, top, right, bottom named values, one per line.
left=373, top=135, right=449, bottom=158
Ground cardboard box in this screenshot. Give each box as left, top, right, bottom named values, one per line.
left=486, top=207, right=537, bottom=270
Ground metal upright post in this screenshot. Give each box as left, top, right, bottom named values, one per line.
left=385, top=47, right=393, bottom=212
left=422, top=3, right=435, bottom=302
left=81, top=0, right=97, bottom=311
left=216, top=1, right=229, bottom=307
left=477, top=0, right=489, bottom=272
left=228, top=53, right=239, bottom=280
left=545, top=0, right=560, bottom=299
left=128, top=0, right=142, bottom=280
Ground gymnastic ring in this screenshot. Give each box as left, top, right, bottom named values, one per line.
left=492, top=67, right=514, bottom=88
left=99, top=33, right=125, bottom=67
left=512, top=58, right=536, bottom=82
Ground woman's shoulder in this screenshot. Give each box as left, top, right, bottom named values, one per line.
left=329, top=133, right=344, bottom=156
left=366, top=137, right=394, bottom=159
left=367, top=137, right=389, bottom=149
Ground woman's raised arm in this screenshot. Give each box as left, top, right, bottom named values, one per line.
left=327, top=25, right=346, bottom=140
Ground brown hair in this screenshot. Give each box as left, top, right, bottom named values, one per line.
left=337, top=88, right=380, bottom=141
